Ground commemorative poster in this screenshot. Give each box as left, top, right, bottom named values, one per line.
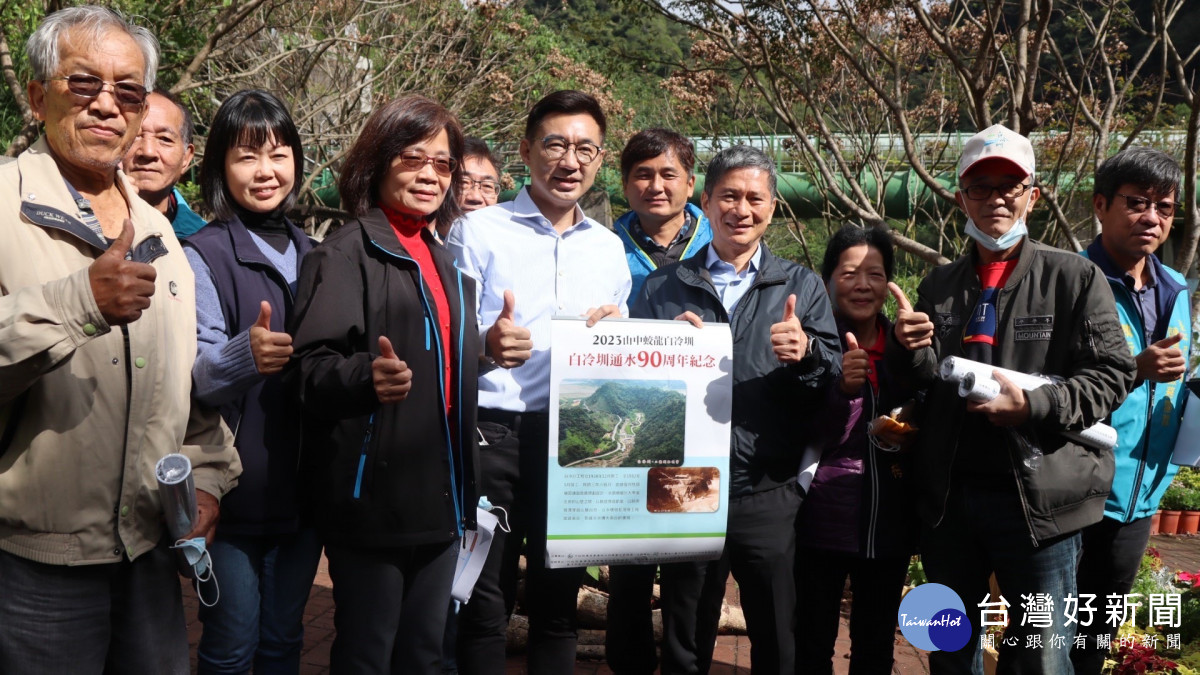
left=545, top=316, right=733, bottom=569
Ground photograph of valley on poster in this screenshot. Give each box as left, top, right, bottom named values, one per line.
left=558, top=379, right=686, bottom=468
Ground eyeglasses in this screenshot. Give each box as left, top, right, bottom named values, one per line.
left=396, top=151, right=457, bottom=177
left=46, top=74, right=148, bottom=108
left=460, top=177, right=499, bottom=197
left=962, top=182, right=1033, bottom=201
left=1118, top=193, right=1180, bottom=219
left=540, top=137, right=601, bottom=165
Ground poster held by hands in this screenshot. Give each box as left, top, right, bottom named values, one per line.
left=546, top=317, right=732, bottom=569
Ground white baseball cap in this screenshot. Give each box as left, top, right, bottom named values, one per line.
left=957, top=124, right=1035, bottom=179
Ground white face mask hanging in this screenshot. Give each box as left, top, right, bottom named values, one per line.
left=964, top=200, right=1031, bottom=253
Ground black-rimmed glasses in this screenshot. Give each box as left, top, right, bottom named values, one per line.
left=46, top=74, right=147, bottom=108
left=540, top=137, right=601, bottom=165
left=1119, top=193, right=1180, bottom=219
left=962, top=182, right=1033, bottom=201
left=460, top=177, right=499, bottom=197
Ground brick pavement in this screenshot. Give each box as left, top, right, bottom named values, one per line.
left=183, top=552, right=932, bottom=674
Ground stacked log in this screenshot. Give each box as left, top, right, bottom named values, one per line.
left=502, top=562, right=746, bottom=656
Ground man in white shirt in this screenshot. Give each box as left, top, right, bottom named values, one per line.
left=447, top=90, right=632, bottom=675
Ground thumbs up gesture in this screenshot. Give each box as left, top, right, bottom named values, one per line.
left=770, top=293, right=808, bottom=364
left=88, top=219, right=156, bottom=326
left=485, top=290, right=533, bottom=368
left=840, top=332, right=871, bottom=395
left=1136, top=332, right=1187, bottom=383
left=249, top=301, right=293, bottom=375
left=889, top=282, right=934, bottom=350
left=373, top=336, right=413, bottom=404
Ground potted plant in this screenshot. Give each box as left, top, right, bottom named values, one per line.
left=1160, top=483, right=1186, bottom=535
left=1180, top=487, right=1200, bottom=535
left=1151, top=509, right=1161, bottom=536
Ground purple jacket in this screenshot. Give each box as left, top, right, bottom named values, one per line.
left=797, top=315, right=918, bottom=558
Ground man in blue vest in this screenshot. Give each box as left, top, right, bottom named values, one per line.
left=606, top=128, right=715, bottom=674
left=1072, top=147, right=1191, bottom=674
left=122, top=89, right=206, bottom=238
left=614, top=128, right=712, bottom=299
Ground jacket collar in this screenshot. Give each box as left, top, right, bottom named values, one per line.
left=963, top=236, right=1039, bottom=291
left=17, top=136, right=167, bottom=261
left=677, top=240, right=789, bottom=289
left=17, top=137, right=121, bottom=251
left=217, top=211, right=313, bottom=267
left=357, top=207, right=466, bottom=344
left=1085, top=235, right=1186, bottom=298
left=359, top=207, right=434, bottom=259
left=358, top=206, right=461, bottom=281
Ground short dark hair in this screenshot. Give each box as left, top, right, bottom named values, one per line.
left=339, top=95, right=464, bottom=224
left=1094, top=147, right=1182, bottom=206
left=149, top=89, right=194, bottom=146
left=524, top=90, right=606, bottom=142
left=200, top=89, right=304, bottom=222
left=821, top=224, right=895, bottom=283
left=463, top=136, right=500, bottom=177
left=619, top=128, right=695, bottom=183
left=703, top=145, right=776, bottom=197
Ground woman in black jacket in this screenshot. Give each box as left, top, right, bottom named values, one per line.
left=794, top=224, right=917, bottom=675
left=286, top=95, right=479, bottom=674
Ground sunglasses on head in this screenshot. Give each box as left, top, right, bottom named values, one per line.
left=46, top=74, right=148, bottom=108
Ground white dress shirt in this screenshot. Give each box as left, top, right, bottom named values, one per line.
left=446, top=187, right=632, bottom=412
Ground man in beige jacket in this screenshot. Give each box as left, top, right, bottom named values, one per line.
left=0, top=7, right=241, bottom=674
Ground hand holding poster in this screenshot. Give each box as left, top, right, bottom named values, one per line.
left=546, top=316, right=732, bottom=569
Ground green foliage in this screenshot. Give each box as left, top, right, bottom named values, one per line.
left=1176, top=468, right=1200, bottom=492
left=558, top=382, right=685, bottom=467
left=1163, top=483, right=1191, bottom=511
left=524, top=0, right=690, bottom=129
left=558, top=406, right=611, bottom=465
left=626, top=394, right=685, bottom=465
left=1131, top=548, right=1168, bottom=602
left=906, top=556, right=927, bottom=587
left=586, top=381, right=663, bottom=417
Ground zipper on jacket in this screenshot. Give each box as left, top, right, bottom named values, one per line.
left=1114, top=283, right=1154, bottom=523
left=353, top=414, right=374, bottom=499
left=728, top=272, right=786, bottom=335
left=1006, top=432, right=1041, bottom=548
left=454, top=269, right=467, bottom=534
left=1126, top=381, right=1155, bottom=522
left=118, top=326, right=133, bottom=552
left=368, top=241, right=464, bottom=535
left=865, top=387, right=879, bottom=558
left=994, top=285, right=1040, bottom=547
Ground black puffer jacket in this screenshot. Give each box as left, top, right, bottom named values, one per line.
left=633, top=243, right=841, bottom=496
left=286, top=209, right=479, bottom=548
left=884, top=238, right=1135, bottom=544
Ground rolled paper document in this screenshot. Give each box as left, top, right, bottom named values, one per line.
left=939, top=356, right=1047, bottom=391
left=952, top=365, right=1117, bottom=452
left=156, top=453, right=197, bottom=541
left=959, top=372, right=1001, bottom=403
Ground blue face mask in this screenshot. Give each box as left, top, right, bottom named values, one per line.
left=965, top=211, right=1028, bottom=253
left=172, top=537, right=219, bottom=607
